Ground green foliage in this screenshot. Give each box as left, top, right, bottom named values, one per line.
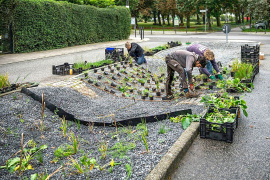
left=140, top=133, right=149, bottom=153
left=109, top=141, right=136, bottom=159
left=158, top=124, right=170, bottom=134
left=217, top=78, right=252, bottom=92
left=234, top=63, right=254, bottom=80
left=1, top=0, right=130, bottom=53
left=205, top=109, right=236, bottom=124
left=170, top=114, right=200, bottom=130
left=125, top=163, right=132, bottom=179
left=0, top=73, right=10, bottom=89
left=0, top=141, right=47, bottom=175
left=136, top=119, right=148, bottom=136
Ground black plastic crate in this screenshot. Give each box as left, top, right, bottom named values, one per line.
left=200, top=108, right=239, bottom=143
left=241, top=58, right=259, bottom=65
left=241, top=44, right=260, bottom=53
left=52, top=63, right=72, bottom=75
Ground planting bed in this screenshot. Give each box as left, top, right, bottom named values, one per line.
left=1, top=41, right=255, bottom=179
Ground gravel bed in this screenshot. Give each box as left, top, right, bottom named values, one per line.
left=0, top=91, right=203, bottom=180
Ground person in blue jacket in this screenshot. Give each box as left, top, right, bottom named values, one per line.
left=125, top=42, right=147, bottom=65
left=187, top=44, right=223, bottom=80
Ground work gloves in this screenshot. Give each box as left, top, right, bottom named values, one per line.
left=209, top=75, right=216, bottom=80
left=217, top=74, right=223, bottom=80
left=189, top=84, right=194, bottom=91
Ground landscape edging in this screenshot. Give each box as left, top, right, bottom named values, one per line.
left=145, top=110, right=207, bottom=180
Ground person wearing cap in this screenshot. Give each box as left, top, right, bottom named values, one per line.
left=186, top=44, right=223, bottom=80
left=125, top=42, right=147, bottom=65
left=165, top=50, right=207, bottom=97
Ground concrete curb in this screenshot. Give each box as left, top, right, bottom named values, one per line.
left=145, top=110, right=207, bottom=180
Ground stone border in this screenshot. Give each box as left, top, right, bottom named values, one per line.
left=145, top=110, right=207, bottom=180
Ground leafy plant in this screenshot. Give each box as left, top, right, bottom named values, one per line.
left=0, top=139, right=47, bottom=176
left=0, top=73, right=10, bottom=89
left=158, top=124, right=170, bottom=134
left=125, top=163, right=132, bottom=179
left=234, top=63, right=254, bottom=80
left=170, top=114, right=200, bottom=129
left=109, top=141, right=136, bottom=159
left=136, top=119, right=148, bottom=136
left=205, top=109, right=236, bottom=124
left=60, top=117, right=68, bottom=137
left=99, top=140, right=108, bottom=159
left=140, top=133, right=149, bottom=153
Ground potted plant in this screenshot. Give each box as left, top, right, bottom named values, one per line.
left=138, top=78, right=145, bottom=86
left=104, top=71, right=109, bottom=75
left=149, top=93, right=154, bottom=100
left=98, top=75, right=102, bottom=80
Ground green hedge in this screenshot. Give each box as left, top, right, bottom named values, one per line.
left=1, top=0, right=130, bottom=53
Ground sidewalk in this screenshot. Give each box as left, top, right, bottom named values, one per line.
left=0, top=36, right=148, bottom=66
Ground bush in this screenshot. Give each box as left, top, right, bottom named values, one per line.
left=0, top=0, right=131, bottom=53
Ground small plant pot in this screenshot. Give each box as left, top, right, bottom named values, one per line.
left=111, top=82, right=117, bottom=87
left=112, top=76, right=117, bottom=80
left=129, top=89, right=134, bottom=93
left=88, top=79, right=94, bottom=84
left=108, top=65, right=111, bottom=69
left=117, top=73, right=121, bottom=76
left=95, top=82, right=100, bottom=86
left=147, top=80, right=150, bottom=83
left=223, top=71, right=226, bottom=74
left=98, top=75, right=102, bottom=80
left=152, top=88, right=156, bottom=92
left=101, top=67, right=104, bottom=71
left=172, top=83, right=175, bottom=86
left=149, top=96, right=154, bottom=100
left=116, top=67, right=120, bottom=70
left=211, top=82, right=216, bottom=86
left=104, top=87, right=108, bottom=91
left=131, top=75, right=135, bottom=78
left=142, top=75, right=146, bottom=78
left=231, top=72, right=235, bottom=77
left=141, top=83, right=145, bottom=86
left=161, top=89, right=165, bottom=92
left=121, top=62, right=124, bottom=65
left=209, top=85, right=213, bottom=89
left=124, top=61, right=128, bottom=65
left=203, top=78, right=208, bottom=82
left=141, top=95, right=146, bottom=100
left=159, top=79, right=163, bottom=83
left=156, top=91, right=161, bottom=96
left=110, top=90, right=115, bottom=94
left=129, top=64, right=133, bottom=67
left=123, top=71, right=127, bottom=74
left=110, top=69, right=114, bottom=73
left=94, top=69, right=98, bottom=73
left=104, top=72, right=109, bottom=75
left=195, top=86, right=201, bottom=90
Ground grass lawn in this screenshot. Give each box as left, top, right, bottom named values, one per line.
left=134, top=21, right=241, bottom=32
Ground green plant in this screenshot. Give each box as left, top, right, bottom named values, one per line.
left=170, top=114, right=200, bottom=129
left=74, top=119, right=80, bottom=130
left=136, top=119, right=148, bottom=136
left=0, top=138, right=47, bottom=176
left=60, top=117, right=68, bottom=137
left=0, top=73, right=10, bottom=89
left=99, top=140, right=108, bottom=159
left=142, top=89, right=149, bottom=96
left=140, top=133, right=149, bottom=153
left=231, top=59, right=240, bottom=72
left=138, top=78, right=145, bottom=84
left=205, top=109, right=236, bottom=124
left=158, top=124, right=170, bottom=134
left=109, top=141, right=136, bottom=159
left=30, top=169, right=48, bottom=180
left=234, top=63, right=254, bottom=80
left=125, top=163, right=132, bottom=179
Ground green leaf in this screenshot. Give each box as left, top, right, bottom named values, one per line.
left=243, top=109, right=248, bottom=117
left=31, top=173, right=38, bottom=180
left=181, top=117, right=191, bottom=130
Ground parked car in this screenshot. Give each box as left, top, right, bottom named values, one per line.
left=255, top=21, right=267, bottom=29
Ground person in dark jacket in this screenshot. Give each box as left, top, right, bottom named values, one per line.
left=187, top=43, right=223, bottom=80
left=125, top=42, right=146, bottom=65
left=165, top=50, right=207, bottom=97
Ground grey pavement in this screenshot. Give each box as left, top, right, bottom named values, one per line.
left=171, top=44, right=270, bottom=180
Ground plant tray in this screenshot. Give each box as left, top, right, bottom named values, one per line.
left=200, top=108, right=239, bottom=143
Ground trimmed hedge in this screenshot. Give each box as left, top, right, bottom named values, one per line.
left=0, top=0, right=130, bottom=53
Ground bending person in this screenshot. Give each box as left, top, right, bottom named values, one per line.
left=187, top=43, right=223, bottom=80
left=165, top=50, right=207, bottom=97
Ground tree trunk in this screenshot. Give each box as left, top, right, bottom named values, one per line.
left=172, top=15, right=175, bottom=26
left=197, top=14, right=200, bottom=24
left=153, top=10, right=157, bottom=25
left=162, top=15, right=165, bottom=25
left=234, top=12, right=238, bottom=24
left=158, top=11, right=161, bottom=26
left=180, top=15, right=183, bottom=24
left=216, top=15, right=221, bottom=26
left=207, top=14, right=212, bottom=30
left=241, top=10, right=244, bottom=23
left=186, top=16, right=190, bottom=28
left=167, top=15, right=170, bottom=25
left=203, top=15, right=205, bottom=24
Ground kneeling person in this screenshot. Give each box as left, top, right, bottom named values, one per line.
left=125, top=42, right=146, bottom=65
left=165, top=50, right=207, bottom=97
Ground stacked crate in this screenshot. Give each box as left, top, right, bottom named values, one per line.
left=241, top=44, right=260, bottom=75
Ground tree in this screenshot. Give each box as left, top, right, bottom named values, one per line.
left=177, top=0, right=196, bottom=28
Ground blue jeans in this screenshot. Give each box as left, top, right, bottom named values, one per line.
left=135, top=54, right=146, bottom=65
left=206, top=60, right=213, bottom=75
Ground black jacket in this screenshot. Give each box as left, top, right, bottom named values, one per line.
left=128, top=43, right=144, bottom=57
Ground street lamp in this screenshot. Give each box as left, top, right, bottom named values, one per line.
left=126, top=0, right=129, bottom=8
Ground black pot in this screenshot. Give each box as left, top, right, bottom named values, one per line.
left=130, top=89, right=134, bottom=93
left=108, top=65, right=111, bottom=69
left=203, top=78, right=208, bottom=82
left=141, top=95, right=146, bottom=100
left=101, top=68, right=104, bottom=71
left=117, top=73, right=121, bottom=77
left=88, top=79, right=94, bottom=84
left=104, top=72, right=109, bottom=75
left=112, top=76, right=117, bottom=80
left=129, top=64, right=133, bottom=67
left=147, top=80, right=150, bottom=83
left=223, top=70, right=226, bottom=74
left=110, top=90, right=115, bottom=94
left=110, top=69, right=114, bottom=73
left=141, top=83, right=145, bottom=86
left=209, top=85, right=213, bottom=89
left=149, top=96, right=154, bottom=100
left=94, top=69, right=98, bottom=73
left=156, top=91, right=161, bottom=96
left=161, top=89, right=165, bottom=92
left=123, top=71, right=127, bottom=74
left=211, top=82, right=216, bottom=86
left=95, top=82, right=100, bottom=86
left=123, top=66, right=126, bottom=69
left=98, top=75, right=102, bottom=80
left=195, top=86, right=201, bottom=90
left=111, top=82, right=117, bottom=87
left=152, top=88, right=156, bottom=92
left=231, top=72, right=235, bottom=77
left=116, top=67, right=120, bottom=70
